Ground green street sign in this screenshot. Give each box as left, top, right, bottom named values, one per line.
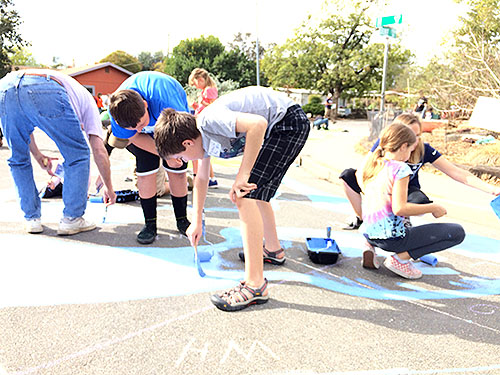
left=380, top=26, right=397, bottom=38
left=375, top=14, right=403, bottom=28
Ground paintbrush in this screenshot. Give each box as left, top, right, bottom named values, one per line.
left=193, top=242, right=206, bottom=277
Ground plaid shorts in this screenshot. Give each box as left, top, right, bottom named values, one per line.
left=246, top=104, right=310, bottom=202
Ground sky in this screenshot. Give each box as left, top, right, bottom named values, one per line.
left=14, top=0, right=469, bottom=68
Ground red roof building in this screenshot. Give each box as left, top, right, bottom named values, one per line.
left=60, top=62, right=133, bottom=96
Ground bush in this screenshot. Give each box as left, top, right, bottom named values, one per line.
left=302, top=102, right=324, bottom=116
left=309, top=95, right=322, bottom=104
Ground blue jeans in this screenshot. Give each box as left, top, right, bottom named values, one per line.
left=0, top=72, right=90, bottom=219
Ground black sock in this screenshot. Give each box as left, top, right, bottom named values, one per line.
left=171, top=194, right=188, bottom=221
left=140, top=196, right=157, bottom=230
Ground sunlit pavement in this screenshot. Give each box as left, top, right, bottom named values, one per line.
left=0, top=122, right=499, bottom=375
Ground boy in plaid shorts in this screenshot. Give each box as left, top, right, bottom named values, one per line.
left=154, top=86, right=310, bottom=311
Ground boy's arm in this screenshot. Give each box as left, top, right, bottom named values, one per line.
left=230, top=113, right=267, bottom=202
left=188, top=156, right=211, bottom=245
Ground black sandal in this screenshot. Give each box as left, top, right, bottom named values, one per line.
left=210, top=279, right=269, bottom=312
left=238, top=246, right=286, bottom=265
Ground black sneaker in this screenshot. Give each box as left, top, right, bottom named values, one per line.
left=176, top=217, right=191, bottom=236
left=42, top=182, right=63, bottom=198
left=137, top=225, right=157, bottom=244
left=343, top=216, right=363, bottom=230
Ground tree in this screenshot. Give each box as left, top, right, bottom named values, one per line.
left=429, top=0, right=500, bottom=114
left=0, top=0, right=27, bottom=77
left=163, top=35, right=262, bottom=87
left=228, top=32, right=269, bottom=61
left=100, top=50, right=142, bottom=73
left=261, top=1, right=411, bottom=118
left=137, top=51, right=165, bottom=71
left=163, top=35, right=226, bottom=85
left=9, top=46, right=40, bottom=67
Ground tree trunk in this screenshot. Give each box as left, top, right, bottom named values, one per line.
left=332, top=88, right=341, bottom=120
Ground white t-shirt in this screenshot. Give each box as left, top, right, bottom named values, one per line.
left=23, top=69, right=103, bottom=139
left=197, top=86, right=294, bottom=158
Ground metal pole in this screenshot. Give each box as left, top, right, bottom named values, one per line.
left=380, top=36, right=389, bottom=113
left=255, top=0, right=260, bottom=86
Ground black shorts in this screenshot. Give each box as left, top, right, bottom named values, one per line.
left=339, top=168, right=432, bottom=204
left=126, top=142, right=188, bottom=176
left=339, top=168, right=361, bottom=194
left=245, top=104, right=310, bottom=202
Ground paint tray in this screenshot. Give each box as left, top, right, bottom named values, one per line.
left=491, top=195, right=500, bottom=220
left=306, top=237, right=341, bottom=265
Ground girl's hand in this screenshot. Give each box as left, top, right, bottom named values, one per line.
left=432, top=204, right=447, bottom=218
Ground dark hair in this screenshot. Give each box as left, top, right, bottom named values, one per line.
left=109, top=89, right=145, bottom=128
left=154, top=108, right=200, bottom=158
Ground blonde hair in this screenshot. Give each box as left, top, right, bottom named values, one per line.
left=188, top=68, right=216, bottom=88
left=392, top=113, right=424, bottom=164
left=362, top=123, right=417, bottom=185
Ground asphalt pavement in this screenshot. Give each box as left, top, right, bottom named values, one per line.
left=0, top=120, right=499, bottom=375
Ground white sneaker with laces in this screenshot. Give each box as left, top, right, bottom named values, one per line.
left=26, top=218, right=43, bottom=234
left=57, top=217, right=96, bottom=236
left=383, top=255, right=422, bottom=279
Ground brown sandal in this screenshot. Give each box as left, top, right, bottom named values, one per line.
left=211, top=279, right=269, bottom=311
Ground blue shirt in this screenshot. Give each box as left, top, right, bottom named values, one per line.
left=370, top=139, right=442, bottom=188
left=110, top=72, right=189, bottom=139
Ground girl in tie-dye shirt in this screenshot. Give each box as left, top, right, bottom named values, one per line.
left=361, top=124, right=465, bottom=279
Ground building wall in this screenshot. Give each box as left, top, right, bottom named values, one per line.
left=71, top=67, right=130, bottom=96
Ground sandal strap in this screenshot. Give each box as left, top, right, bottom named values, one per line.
left=221, top=279, right=268, bottom=304
left=263, top=247, right=284, bottom=258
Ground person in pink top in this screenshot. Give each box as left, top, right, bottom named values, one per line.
left=361, top=123, right=465, bottom=279
left=189, top=68, right=219, bottom=187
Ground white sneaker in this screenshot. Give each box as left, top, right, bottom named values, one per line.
left=57, top=217, right=96, bottom=236
left=25, top=218, right=43, bottom=234
left=383, top=255, right=422, bottom=279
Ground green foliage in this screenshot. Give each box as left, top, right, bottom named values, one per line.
left=309, top=95, right=322, bottom=104
left=9, top=46, right=40, bottom=67
left=163, top=35, right=226, bottom=85
left=0, top=0, right=27, bottom=77
left=302, top=102, right=324, bottom=116
left=407, top=0, right=500, bottom=114
left=261, top=2, right=412, bottom=116
left=100, top=50, right=142, bottom=74
left=137, top=51, right=164, bottom=71
left=163, top=35, right=262, bottom=88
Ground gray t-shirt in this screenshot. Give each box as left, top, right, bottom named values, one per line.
left=197, top=86, right=294, bottom=158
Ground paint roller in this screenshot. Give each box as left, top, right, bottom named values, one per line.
left=419, top=254, right=438, bottom=266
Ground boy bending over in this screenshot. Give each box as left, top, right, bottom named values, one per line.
left=154, top=86, right=310, bottom=311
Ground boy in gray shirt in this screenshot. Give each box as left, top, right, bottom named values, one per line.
left=154, top=86, right=310, bottom=311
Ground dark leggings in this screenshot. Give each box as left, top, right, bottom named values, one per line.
left=366, top=223, right=465, bottom=259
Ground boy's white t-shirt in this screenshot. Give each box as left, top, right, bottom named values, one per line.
left=197, top=86, right=294, bottom=158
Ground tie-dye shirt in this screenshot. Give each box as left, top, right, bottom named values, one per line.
left=362, top=159, right=413, bottom=239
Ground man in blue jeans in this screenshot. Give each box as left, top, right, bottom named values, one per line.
left=0, top=69, right=116, bottom=235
